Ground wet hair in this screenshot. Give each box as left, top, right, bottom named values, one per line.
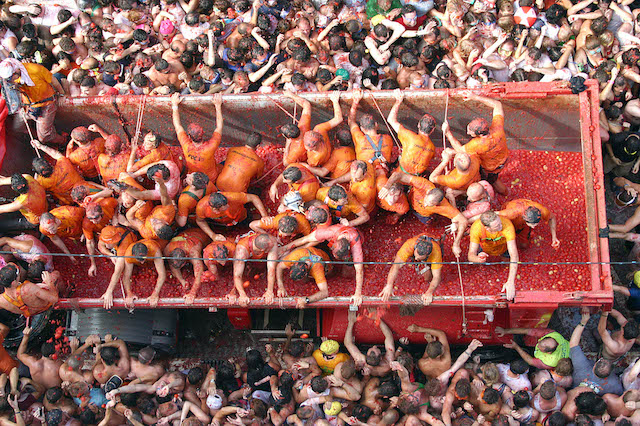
left=316, top=68, right=333, bottom=84
left=0, top=264, right=18, bottom=288
left=349, top=50, right=363, bottom=67
left=591, top=16, right=608, bottom=36
left=290, top=261, right=309, bottom=280
left=366, top=350, right=382, bottom=366
left=33, top=157, right=54, bottom=177
left=358, top=113, right=376, bottom=131
left=622, top=48, right=640, bottom=66
left=336, top=129, right=353, bottom=146
left=418, top=114, right=436, bottom=135
left=510, top=358, right=529, bottom=375
left=292, top=46, right=311, bottom=62
left=513, top=390, right=530, bottom=408
left=187, top=367, right=204, bottom=385
left=555, top=358, right=573, bottom=376
left=401, top=52, right=419, bottom=68
left=191, top=172, right=209, bottom=190
left=616, top=419, right=632, bottom=426
left=545, top=4, right=566, bottom=25
left=291, top=72, right=306, bottom=86
left=100, top=346, right=121, bottom=365
left=575, top=392, right=607, bottom=416
left=379, top=380, right=399, bottom=397
left=45, top=409, right=63, bottom=426
left=278, top=215, right=298, bottom=234
left=120, top=391, right=139, bottom=407
left=426, top=188, right=445, bottom=204
left=210, top=244, right=229, bottom=260
left=329, top=34, right=347, bottom=52
left=103, top=60, right=120, bottom=74
left=132, top=29, right=149, bottom=43
left=71, top=126, right=92, bottom=143
left=251, top=398, right=268, bottom=419
left=483, top=387, right=500, bottom=404
left=209, top=192, right=228, bottom=209
left=185, top=11, right=200, bottom=26
left=328, top=185, right=348, bottom=202
left=624, top=320, right=640, bottom=339
left=333, top=238, right=351, bottom=259
left=510, top=69, right=527, bottom=82
left=310, top=376, right=328, bottom=393
left=540, top=380, right=556, bottom=400
left=27, top=261, right=45, bottom=283
left=381, top=79, right=400, bottom=90
left=308, top=206, right=329, bottom=225
left=57, top=8, right=72, bottom=23
left=156, top=225, right=175, bottom=241
left=131, top=242, right=149, bottom=261
left=397, top=392, right=419, bottom=414
left=288, top=340, right=304, bottom=357
left=147, top=164, right=170, bottom=181
left=281, top=123, right=300, bottom=139
left=548, top=411, right=566, bottom=426
left=340, top=358, right=356, bottom=378
left=79, top=407, right=96, bottom=424
left=138, top=396, right=158, bottom=414
left=254, top=234, right=273, bottom=250
left=154, top=59, right=170, bottom=71
left=283, top=166, right=303, bottom=182
left=455, top=379, right=471, bottom=398
left=415, top=236, right=433, bottom=257
left=180, top=52, right=194, bottom=69
left=352, top=404, right=373, bottom=421
left=246, top=132, right=262, bottom=148
left=169, top=248, right=187, bottom=269
left=11, top=173, right=28, bottom=194
left=58, top=37, right=76, bottom=53
left=523, top=206, right=542, bottom=224
left=373, top=24, right=389, bottom=39
left=189, top=77, right=206, bottom=94
left=604, top=104, right=622, bottom=120
left=246, top=349, right=265, bottom=370
left=46, top=387, right=63, bottom=403
left=594, top=358, right=612, bottom=378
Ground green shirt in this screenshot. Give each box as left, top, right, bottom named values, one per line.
left=366, top=0, right=402, bottom=19
left=534, top=331, right=569, bottom=368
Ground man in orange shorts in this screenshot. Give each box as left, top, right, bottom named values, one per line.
left=380, top=234, right=443, bottom=305
left=0, top=174, right=47, bottom=225
left=233, top=233, right=279, bottom=306
left=283, top=224, right=364, bottom=306
left=269, top=164, right=320, bottom=209
left=429, top=148, right=481, bottom=205
left=387, top=89, right=436, bottom=176
left=39, top=206, right=85, bottom=262
left=468, top=211, right=519, bottom=301
left=31, top=140, right=86, bottom=205
left=282, top=90, right=312, bottom=166
left=82, top=198, right=118, bottom=277
left=176, top=172, right=217, bottom=227
left=122, top=239, right=167, bottom=308
left=171, top=93, right=223, bottom=181
left=315, top=184, right=370, bottom=227
left=216, top=132, right=264, bottom=193
left=442, top=93, right=509, bottom=195
left=326, top=160, right=377, bottom=214
left=0, top=264, right=59, bottom=317
left=98, top=225, right=138, bottom=309
left=163, top=228, right=210, bottom=305
left=266, top=247, right=331, bottom=308
left=202, top=239, right=236, bottom=283
left=250, top=210, right=311, bottom=245
left=349, top=88, right=394, bottom=190
left=196, top=192, right=268, bottom=240
left=381, top=171, right=467, bottom=257
left=65, top=126, right=105, bottom=179
left=302, top=91, right=343, bottom=167
left=96, top=134, right=132, bottom=184
left=497, top=199, right=560, bottom=249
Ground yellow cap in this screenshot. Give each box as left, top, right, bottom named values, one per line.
left=320, top=340, right=339, bottom=355
left=324, top=401, right=342, bottom=416
left=370, top=14, right=385, bottom=26
left=634, top=270, right=640, bottom=288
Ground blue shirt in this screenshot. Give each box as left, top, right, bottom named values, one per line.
left=570, top=346, right=623, bottom=395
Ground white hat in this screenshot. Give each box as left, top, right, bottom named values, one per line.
left=0, top=59, right=34, bottom=86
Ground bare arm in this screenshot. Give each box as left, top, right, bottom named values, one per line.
left=570, top=311, right=590, bottom=347
left=387, top=89, right=403, bottom=133
left=247, top=194, right=268, bottom=217
left=170, top=93, right=185, bottom=135
left=31, top=140, right=63, bottom=160
left=380, top=20, right=406, bottom=51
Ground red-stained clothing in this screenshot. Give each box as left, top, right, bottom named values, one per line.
left=216, top=146, right=264, bottom=193
left=0, top=334, right=17, bottom=374
left=124, top=238, right=164, bottom=266
left=323, top=146, right=356, bottom=179
left=313, top=225, right=364, bottom=262
left=352, top=128, right=393, bottom=165
left=164, top=228, right=210, bottom=254
left=284, top=112, right=311, bottom=165
left=40, top=206, right=85, bottom=238
left=432, top=155, right=481, bottom=190
left=196, top=192, right=249, bottom=226
left=307, top=122, right=333, bottom=167
left=236, top=232, right=270, bottom=259
left=407, top=176, right=460, bottom=219
left=178, top=130, right=222, bottom=180
left=397, top=125, right=435, bottom=175
left=139, top=205, right=176, bottom=240
left=464, top=115, right=508, bottom=173
left=16, top=176, right=48, bottom=225
left=282, top=247, right=330, bottom=284
left=499, top=199, right=551, bottom=232
left=36, top=157, right=85, bottom=205
left=177, top=181, right=218, bottom=219
left=97, top=151, right=131, bottom=183
left=66, top=138, right=105, bottom=179
left=288, top=164, right=320, bottom=202
left=82, top=197, right=119, bottom=240
left=99, top=225, right=138, bottom=257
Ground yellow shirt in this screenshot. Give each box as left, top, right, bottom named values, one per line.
left=312, top=349, right=350, bottom=375
left=19, top=63, right=55, bottom=106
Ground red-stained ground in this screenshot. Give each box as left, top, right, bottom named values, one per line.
left=55, top=147, right=590, bottom=302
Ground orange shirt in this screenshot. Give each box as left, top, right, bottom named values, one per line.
left=216, top=146, right=264, bottom=193
left=99, top=225, right=138, bottom=257
left=375, top=173, right=409, bottom=215
left=352, top=127, right=393, bottom=164
left=284, top=112, right=311, bottom=164
left=82, top=197, right=119, bottom=240
left=307, top=122, right=333, bottom=167
left=323, top=146, right=356, bottom=178
left=433, top=154, right=481, bottom=190
left=124, top=238, right=163, bottom=265
left=397, top=125, right=435, bottom=175
left=16, top=176, right=48, bottom=225
left=37, top=157, right=85, bottom=205
left=236, top=232, right=269, bottom=259
left=178, top=130, right=222, bottom=180
left=282, top=247, right=330, bottom=284
left=499, top=199, right=551, bottom=232
left=464, top=115, right=508, bottom=173
left=66, top=138, right=105, bottom=179
left=396, top=234, right=443, bottom=270
left=18, top=63, right=54, bottom=106
left=289, top=163, right=320, bottom=202
left=256, top=211, right=311, bottom=236
left=469, top=216, right=516, bottom=256
left=203, top=240, right=236, bottom=261
left=408, top=176, right=460, bottom=219
left=131, top=143, right=179, bottom=173
left=165, top=228, right=210, bottom=254
left=177, top=181, right=218, bottom=218
left=40, top=206, right=85, bottom=238
left=139, top=205, right=176, bottom=239
left=316, top=187, right=366, bottom=219
left=97, top=150, right=131, bottom=183
left=0, top=334, right=17, bottom=375
left=349, top=164, right=377, bottom=213
left=195, top=192, right=249, bottom=226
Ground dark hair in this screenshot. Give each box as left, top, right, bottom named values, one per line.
left=0, top=264, right=18, bottom=288
left=575, top=392, right=607, bottom=416
left=246, top=349, right=264, bottom=371
left=352, top=404, right=373, bottom=421
left=289, top=340, right=304, bottom=357
left=328, top=185, right=347, bottom=201
left=10, top=173, right=28, bottom=194
left=415, top=236, right=433, bottom=257
left=454, top=378, right=471, bottom=398
left=156, top=225, right=174, bottom=241
left=510, top=358, right=529, bottom=375
left=310, top=376, right=328, bottom=393
left=27, top=261, right=45, bottom=282
left=246, top=132, right=262, bottom=148
left=594, top=358, right=612, bottom=378
left=281, top=123, right=300, bottom=139
left=483, top=387, right=500, bottom=404
left=381, top=79, right=400, bottom=90
left=33, top=157, right=53, bottom=177
left=349, top=50, right=363, bottom=67
left=45, top=387, right=63, bottom=403
left=366, top=351, right=382, bottom=366
left=379, top=380, right=399, bottom=397
left=540, top=380, right=556, bottom=400
left=103, top=60, right=121, bottom=74
left=513, top=390, right=530, bottom=408
left=624, top=320, right=640, bottom=340
left=169, top=248, right=187, bottom=269
left=132, top=242, right=148, bottom=260
left=100, top=346, right=121, bottom=365
left=374, top=24, right=389, bottom=39
left=45, top=409, right=63, bottom=426
left=292, top=46, right=311, bottom=62
left=155, top=59, right=170, bottom=71
left=548, top=411, right=566, bottom=426
left=132, top=29, right=149, bottom=42
left=283, top=166, right=303, bottom=182
left=209, top=193, right=228, bottom=209
left=79, top=407, right=97, bottom=424
left=591, top=16, right=608, bottom=35
left=278, top=215, right=298, bottom=234
left=191, top=172, right=209, bottom=190
left=291, top=72, right=306, bottom=86
left=187, top=367, right=204, bottom=384
left=308, top=206, right=329, bottom=225
left=147, top=164, right=170, bottom=181
left=290, top=261, right=309, bottom=280
left=58, top=37, right=76, bottom=52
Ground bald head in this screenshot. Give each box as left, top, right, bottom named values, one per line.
left=454, top=153, right=471, bottom=171
left=466, top=183, right=485, bottom=201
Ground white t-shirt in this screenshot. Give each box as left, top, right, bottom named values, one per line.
left=497, top=363, right=532, bottom=392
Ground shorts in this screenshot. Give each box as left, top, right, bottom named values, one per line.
left=413, top=211, right=433, bottom=225
left=480, top=161, right=506, bottom=184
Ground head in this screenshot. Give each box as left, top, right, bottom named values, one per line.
left=210, top=243, right=230, bottom=266
left=332, top=238, right=351, bottom=260
left=0, top=264, right=18, bottom=289
left=283, top=166, right=303, bottom=183
left=537, top=336, right=559, bottom=353
left=423, top=188, right=445, bottom=207
left=289, top=261, right=309, bottom=281
left=359, top=114, right=377, bottom=131
left=414, top=236, right=433, bottom=261
left=327, top=184, right=348, bottom=205
left=593, top=358, right=613, bottom=378
left=105, top=134, right=123, bottom=155
left=246, top=132, right=262, bottom=149
left=208, top=192, right=229, bottom=211
left=482, top=362, right=500, bottom=385
left=350, top=161, right=368, bottom=182
left=365, top=346, right=382, bottom=366
left=254, top=234, right=275, bottom=254
left=540, top=380, right=556, bottom=400
left=131, top=242, right=149, bottom=262
left=467, top=117, right=490, bottom=137
left=418, top=114, right=436, bottom=135
left=352, top=404, right=373, bottom=422
left=510, top=358, right=529, bottom=375
left=624, top=320, right=640, bottom=340
left=187, top=367, right=204, bottom=385
left=340, top=359, right=356, bottom=379
left=303, top=130, right=323, bottom=151
left=522, top=206, right=542, bottom=228
left=454, top=379, right=471, bottom=399
left=137, top=346, right=156, bottom=365
left=45, top=409, right=63, bottom=426
left=277, top=215, right=298, bottom=237
left=320, top=339, right=340, bottom=360
left=482, top=387, right=500, bottom=404
left=480, top=211, right=502, bottom=232
left=426, top=340, right=443, bottom=358
left=575, top=391, right=607, bottom=416
left=379, top=380, right=399, bottom=399
left=397, top=392, right=420, bottom=414
left=281, top=123, right=300, bottom=140
left=32, top=157, right=54, bottom=177
left=310, top=376, right=329, bottom=393
left=71, top=126, right=92, bottom=145
left=513, top=390, right=530, bottom=408
left=45, top=387, right=64, bottom=404
left=142, top=132, right=161, bottom=151
left=100, top=346, right=121, bottom=365
left=307, top=205, right=329, bottom=226
left=454, top=153, right=471, bottom=171
left=554, top=358, right=573, bottom=376
left=10, top=173, right=28, bottom=194
left=40, top=212, right=61, bottom=235
left=85, top=202, right=104, bottom=224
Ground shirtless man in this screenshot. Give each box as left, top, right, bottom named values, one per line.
left=283, top=224, right=365, bottom=306
left=497, top=198, right=560, bottom=250
left=443, top=93, right=509, bottom=195
left=65, top=126, right=105, bottom=180
left=92, top=335, right=131, bottom=386
left=59, top=336, right=97, bottom=385
left=163, top=228, right=210, bottom=304
left=216, top=132, right=264, bottom=193
left=344, top=310, right=394, bottom=377
left=118, top=161, right=182, bottom=201
left=145, top=59, right=184, bottom=89
left=232, top=233, right=279, bottom=306
left=17, top=326, right=62, bottom=389
left=598, top=310, right=639, bottom=360
left=0, top=174, right=47, bottom=226
left=605, top=389, right=640, bottom=419
left=171, top=93, right=223, bottom=181
left=387, top=89, right=436, bottom=176
left=176, top=172, right=217, bottom=227
left=128, top=346, right=165, bottom=385
left=380, top=233, right=443, bottom=304
left=430, top=148, right=481, bottom=205
left=281, top=324, right=321, bottom=380
left=31, top=141, right=86, bottom=206
left=39, top=206, right=85, bottom=262
left=407, top=325, right=452, bottom=380
left=0, top=265, right=59, bottom=317
left=108, top=371, right=186, bottom=401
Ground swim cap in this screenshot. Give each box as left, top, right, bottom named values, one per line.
left=335, top=68, right=350, bottom=80
left=320, top=339, right=339, bottom=355
left=634, top=270, right=640, bottom=288
left=160, top=19, right=175, bottom=35
left=206, top=394, right=223, bottom=410
left=324, top=401, right=342, bottom=416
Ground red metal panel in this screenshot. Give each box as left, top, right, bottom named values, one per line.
left=227, top=308, right=251, bottom=329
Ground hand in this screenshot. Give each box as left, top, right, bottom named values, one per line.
left=379, top=286, right=393, bottom=302
left=88, top=264, right=97, bottom=277
left=350, top=292, right=362, bottom=307
left=293, top=360, right=309, bottom=370
left=626, top=401, right=636, bottom=410
left=184, top=292, right=196, bottom=305
left=501, top=280, right=515, bottom=301
left=469, top=339, right=483, bottom=351
left=213, top=93, right=222, bottom=107
left=296, top=296, right=307, bottom=308
left=22, top=326, right=32, bottom=336
left=339, top=218, right=349, bottom=226
left=329, top=90, right=340, bottom=103
left=511, top=410, right=523, bottom=420
left=327, top=375, right=343, bottom=387
left=407, top=324, right=419, bottom=333
left=238, top=295, right=250, bottom=306
left=7, top=394, right=18, bottom=411
left=495, top=326, right=505, bottom=337
left=285, top=323, right=294, bottom=338
left=477, top=252, right=489, bottom=263
left=503, top=339, right=518, bottom=350
left=101, top=291, right=114, bottom=310
left=633, top=161, right=640, bottom=174
left=86, top=334, right=101, bottom=346
left=393, top=88, right=403, bottom=103
left=124, top=294, right=137, bottom=310
left=463, top=401, right=473, bottom=412
left=272, top=388, right=282, bottom=399
left=378, top=185, right=391, bottom=200
left=69, top=336, right=80, bottom=351
left=170, top=92, right=182, bottom=106
left=87, top=124, right=100, bottom=133
left=442, top=121, right=450, bottom=134
left=422, top=291, right=434, bottom=305
left=351, top=88, right=363, bottom=103
left=477, top=414, right=485, bottom=424
left=269, top=184, right=278, bottom=203
left=551, top=238, right=560, bottom=249
left=262, top=290, right=274, bottom=305
left=399, top=337, right=409, bottom=345
left=580, top=307, right=591, bottom=323
left=452, top=243, right=462, bottom=258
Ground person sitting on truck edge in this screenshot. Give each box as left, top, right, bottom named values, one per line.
left=442, top=93, right=509, bottom=196
left=497, top=198, right=561, bottom=250
left=468, top=211, right=519, bottom=301
left=162, top=228, right=210, bottom=305
left=380, top=233, right=443, bottom=305
left=232, top=233, right=279, bottom=307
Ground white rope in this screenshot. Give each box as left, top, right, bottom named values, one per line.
left=132, top=95, right=147, bottom=146
left=367, top=91, right=401, bottom=150
left=20, top=110, right=40, bottom=157
left=443, top=89, right=450, bottom=174
left=455, top=254, right=468, bottom=335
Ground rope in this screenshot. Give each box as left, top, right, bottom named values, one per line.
left=443, top=89, right=450, bottom=174
left=456, top=254, right=467, bottom=335
left=20, top=110, right=40, bottom=158
left=131, top=95, right=147, bottom=146
left=267, top=96, right=299, bottom=124
left=367, top=91, right=401, bottom=150
left=253, top=162, right=283, bottom=184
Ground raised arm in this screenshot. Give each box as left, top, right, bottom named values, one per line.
left=387, top=89, right=403, bottom=133
left=379, top=317, right=395, bottom=364
left=344, top=310, right=366, bottom=365
left=325, top=91, right=343, bottom=129
left=464, top=93, right=503, bottom=118
left=570, top=309, right=590, bottom=347
left=170, top=93, right=185, bottom=135
left=349, top=88, right=363, bottom=129
left=17, top=327, right=37, bottom=368
left=379, top=20, right=406, bottom=52
left=31, top=140, right=63, bottom=160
